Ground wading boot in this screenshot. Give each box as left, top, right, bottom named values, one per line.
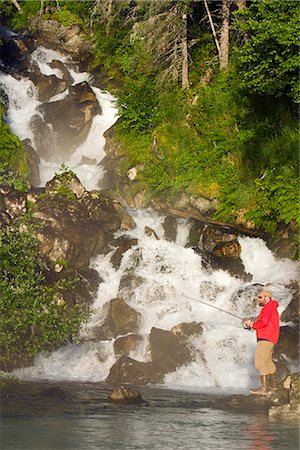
left=249, top=375, right=269, bottom=396
left=268, top=373, right=277, bottom=391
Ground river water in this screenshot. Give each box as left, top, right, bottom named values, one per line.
left=1, top=382, right=299, bottom=450
left=0, top=46, right=299, bottom=449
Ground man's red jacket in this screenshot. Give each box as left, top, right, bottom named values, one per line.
left=252, top=300, right=280, bottom=345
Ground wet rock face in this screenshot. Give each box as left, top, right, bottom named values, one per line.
left=275, top=326, right=299, bottom=361
left=110, top=237, right=139, bottom=269
left=149, top=327, right=193, bottom=373
left=29, top=174, right=125, bottom=271
left=29, top=18, right=91, bottom=65
left=113, top=334, right=144, bottom=358
left=107, top=356, right=164, bottom=385
left=107, top=322, right=203, bottom=385
left=281, top=282, right=300, bottom=324
left=92, top=297, right=141, bottom=340
left=28, top=68, right=67, bottom=102
left=0, top=36, right=34, bottom=75
left=35, top=82, right=100, bottom=161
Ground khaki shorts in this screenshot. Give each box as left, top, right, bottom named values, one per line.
left=254, top=340, right=276, bottom=375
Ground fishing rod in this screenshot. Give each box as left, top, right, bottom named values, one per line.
left=180, top=293, right=244, bottom=321
left=142, top=274, right=249, bottom=327
left=180, top=293, right=251, bottom=329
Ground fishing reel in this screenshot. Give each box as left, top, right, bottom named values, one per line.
left=243, top=323, right=251, bottom=330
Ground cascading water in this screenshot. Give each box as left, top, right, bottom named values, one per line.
left=1, top=45, right=298, bottom=393
left=0, top=46, right=118, bottom=190
left=14, top=207, right=298, bottom=391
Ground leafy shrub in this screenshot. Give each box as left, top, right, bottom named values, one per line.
left=235, top=0, right=300, bottom=102
left=0, top=106, right=29, bottom=177
left=0, top=224, right=88, bottom=369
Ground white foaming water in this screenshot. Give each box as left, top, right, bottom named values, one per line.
left=0, top=72, right=40, bottom=142
left=0, top=46, right=118, bottom=190
left=239, top=236, right=299, bottom=284
left=15, top=210, right=298, bottom=390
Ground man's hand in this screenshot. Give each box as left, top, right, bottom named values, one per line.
left=244, top=319, right=254, bottom=328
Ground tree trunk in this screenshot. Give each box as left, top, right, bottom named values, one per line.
left=204, top=0, right=220, bottom=57
left=181, top=12, right=189, bottom=90
left=11, top=0, right=23, bottom=14
left=106, top=0, right=113, bottom=35
left=220, top=0, right=231, bottom=70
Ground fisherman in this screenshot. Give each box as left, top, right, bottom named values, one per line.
left=244, top=290, right=280, bottom=396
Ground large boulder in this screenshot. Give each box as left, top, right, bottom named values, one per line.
left=34, top=81, right=100, bottom=161
left=113, top=334, right=144, bottom=358
left=281, top=282, right=300, bottom=324
left=28, top=67, right=67, bottom=102
left=109, top=386, right=144, bottom=404
left=269, top=374, right=300, bottom=420
left=30, top=173, right=124, bottom=271
left=22, top=139, right=41, bottom=187
left=274, top=325, right=299, bottom=361
left=110, top=237, right=139, bottom=269
left=0, top=35, right=34, bottom=76
left=106, top=356, right=163, bottom=385
left=29, top=18, right=91, bottom=62
left=92, top=297, right=141, bottom=340
left=149, top=327, right=193, bottom=373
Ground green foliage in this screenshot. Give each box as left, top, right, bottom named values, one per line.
left=47, top=9, right=82, bottom=27
left=247, top=168, right=299, bottom=232
left=0, top=223, right=88, bottom=369
left=0, top=170, right=30, bottom=192
left=235, top=0, right=300, bottom=102
left=0, top=0, right=15, bottom=19
left=0, top=105, right=29, bottom=179
left=10, top=0, right=40, bottom=29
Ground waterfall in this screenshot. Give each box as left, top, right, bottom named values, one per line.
left=13, top=208, right=298, bottom=391
left=1, top=46, right=298, bottom=392
left=0, top=46, right=118, bottom=191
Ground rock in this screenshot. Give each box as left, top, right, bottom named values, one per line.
left=118, top=273, right=145, bottom=296
left=28, top=67, right=67, bottom=102
left=22, top=139, right=41, bottom=187
left=0, top=36, right=34, bottom=75
left=106, top=356, right=163, bottom=385
left=274, top=325, right=299, bottom=361
left=111, top=201, right=135, bottom=230
left=149, top=327, right=193, bottom=373
left=92, top=297, right=140, bottom=340
left=163, top=215, right=178, bottom=242
left=229, top=284, right=264, bottom=318
left=35, top=82, right=100, bottom=160
left=268, top=374, right=300, bottom=420
left=187, top=219, right=206, bottom=247
left=50, top=60, right=74, bottom=86
left=171, top=322, right=203, bottom=338
left=114, top=334, right=144, bottom=358
left=202, top=225, right=249, bottom=278
left=109, top=386, right=144, bottom=404
left=28, top=18, right=91, bottom=61
left=144, top=226, right=159, bottom=240
left=0, top=185, right=27, bottom=226
left=110, top=238, right=138, bottom=269
left=213, top=394, right=272, bottom=414
left=281, top=282, right=300, bottom=324
left=127, top=167, right=137, bottom=181
left=30, top=174, right=123, bottom=271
